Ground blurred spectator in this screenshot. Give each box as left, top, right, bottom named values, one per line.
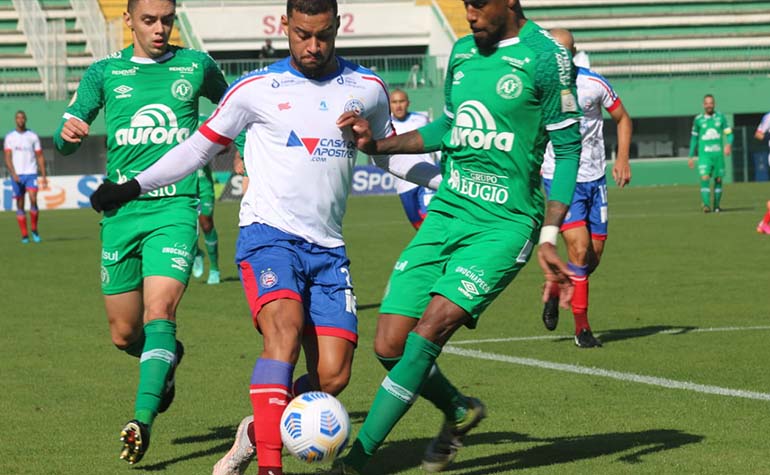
left=259, top=39, right=275, bottom=58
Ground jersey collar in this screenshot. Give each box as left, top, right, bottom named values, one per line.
left=286, top=56, right=343, bottom=82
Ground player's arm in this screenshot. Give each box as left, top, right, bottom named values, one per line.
left=688, top=119, right=699, bottom=168
left=89, top=85, right=252, bottom=212
left=722, top=113, right=733, bottom=156
left=201, top=53, right=230, bottom=104
left=54, top=62, right=105, bottom=155
left=609, top=102, right=632, bottom=187
left=4, top=147, right=18, bottom=182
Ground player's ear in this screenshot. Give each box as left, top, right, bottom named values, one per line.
left=335, top=15, right=341, bottom=32
left=123, top=10, right=132, bottom=30
left=280, top=14, right=288, bottom=37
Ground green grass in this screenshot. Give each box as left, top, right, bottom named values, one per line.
left=2, top=182, right=770, bottom=474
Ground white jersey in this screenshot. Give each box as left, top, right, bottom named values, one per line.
left=200, top=57, right=394, bottom=248
left=756, top=113, right=770, bottom=149
left=391, top=112, right=434, bottom=193
left=3, top=129, right=41, bottom=175
left=542, top=67, right=621, bottom=183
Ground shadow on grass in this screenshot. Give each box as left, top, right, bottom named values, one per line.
left=358, top=302, right=382, bottom=312
left=138, top=425, right=236, bottom=471
left=596, top=325, right=698, bottom=345
left=370, top=428, right=704, bottom=474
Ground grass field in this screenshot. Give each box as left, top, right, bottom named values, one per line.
left=3, top=182, right=770, bottom=475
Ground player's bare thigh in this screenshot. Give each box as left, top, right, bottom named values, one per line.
left=374, top=313, right=418, bottom=358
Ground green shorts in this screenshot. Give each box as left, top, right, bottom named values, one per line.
left=697, top=153, right=725, bottom=178
left=100, top=197, right=198, bottom=295
left=380, top=211, right=536, bottom=328
left=197, top=167, right=215, bottom=217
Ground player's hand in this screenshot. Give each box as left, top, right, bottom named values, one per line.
left=233, top=155, right=245, bottom=175
left=724, top=144, right=732, bottom=157
left=612, top=160, right=631, bottom=188
left=61, top=117, right=89, bottom=143
left=11, top=173, right=19, bottom=183
left=39, top=176, right=48, bottom=190
left=89, top=179, right=141, bottom=212
left=537, top=242, right=574, bottom=309
left=336, top=111, right=376, bottom=155
left=687, top=157, right=695, bottom=169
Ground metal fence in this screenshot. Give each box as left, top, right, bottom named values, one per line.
left=218, top=54, right=446, bottom=88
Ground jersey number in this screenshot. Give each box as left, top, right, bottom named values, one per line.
left=340, top=267, right=357, bottom=315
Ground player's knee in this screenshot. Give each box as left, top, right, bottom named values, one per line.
left=373, top=335, right=404, bottom=360
left=317, top=367, right=351, bottom=396
left=111, top=333, right=138, bottom=350
left=200, top=217, right=214, bottom=233
left=700, top=175, right=710, bottom=181
left=715, top=177, right=722, bottom=184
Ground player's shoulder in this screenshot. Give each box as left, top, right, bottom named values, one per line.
left=408, top=111, right=431, bottom=124
left=338, top=57, right=387, bottom=89
left=171, top=45, right=217, bottom=65
left=219, top=58, right=286, bottom=99
left=578, top=67, right=613, bottom=87
left=694, top=113, right=705, bottom=121
left=520, top=21, right=563, bottom=56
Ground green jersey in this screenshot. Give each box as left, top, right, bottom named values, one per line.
left=420, top=21, right=582, bottom=230
left=55, top=45, right=228, bottom=199
left=689, top=112, right=733, bottom=157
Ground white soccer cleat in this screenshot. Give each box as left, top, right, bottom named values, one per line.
left=212, top=415, right=256, bottom=475
left=192, top=254, right=204, bottom=278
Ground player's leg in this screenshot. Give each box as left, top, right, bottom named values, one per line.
left=192, top=216, right=205, bottom=279
left=340, top=217, right=529, bottom=473
left=712, top=157, right=725, bottom=212
left=757, top=200, right=770, bottom=234
left=232, top=224, right=310, bottom=475
left=399, top=187, right=425, bottom=230
left=697, top=160, right=712, bottom=212
left=12, top=179, right=29, bottom=242
left=199, top=213, right=220, bottom=284
left=26, top=175, right=41, bottom=241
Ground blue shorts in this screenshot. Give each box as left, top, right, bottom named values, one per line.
left=236, top=223, right=358, bottom=344
left=399, top=187, right=435, bottom=229
left=11, top=174, right=38, bottom=198
left=543, top=176, right=608, bottom=240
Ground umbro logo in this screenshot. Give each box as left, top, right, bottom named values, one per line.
left=114, top=85, right=133, bottom=99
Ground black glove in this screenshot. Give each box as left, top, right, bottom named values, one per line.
left=90, top=179, right=141, bottom=212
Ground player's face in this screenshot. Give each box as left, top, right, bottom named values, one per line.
left=389, top=92, right=409, bottom=121
left=464, top=0, right=509, bottom=51
left=283, top=10, right=340, bottom=79
left=125, top=0, right=175, bottom=59
left=703, top=97, right=715, bottom=115
left=15, top=112, right=26, bottom=130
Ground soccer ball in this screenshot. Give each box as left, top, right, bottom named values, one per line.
left=280, top=391, right=351, bottom=463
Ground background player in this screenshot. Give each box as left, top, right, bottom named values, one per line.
left=54, top=0, right=229, bottom=464
left=688, top=94, right=732, bottom=213
left=330, top=0, right=581, bottom=472
left=389, top=89, right=439, bottom=229
left=754, top=113, right=770, bottom=234
left=193, top=163, right=221, bottom=284
left=87, top=1, right=441, bottom=475
left=540, top=28, right=632, bottom=348
left=4, top=110, right=47, bottom=243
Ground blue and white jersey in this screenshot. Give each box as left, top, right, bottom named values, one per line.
left=200, top=57, right=393, bottom=248
left=390, top=112, right=434, bottom=194
left=542, top=67, right=621, bottom=183
left=756, top=113, right=770, bottom=149
left=3, top=129, right=41, bottom=175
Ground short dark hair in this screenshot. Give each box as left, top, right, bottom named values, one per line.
left=127, top=0, right=176, bottom=13
left=15, top=110, right=25, bottom=116
left=287, top=0, right=337, bottom=18
left=704, top=94, right=714, bottom=100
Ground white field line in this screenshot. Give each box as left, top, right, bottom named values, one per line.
left=442, top=346, right=770, bottom=401
left=450, top=325, right=770, bottom=345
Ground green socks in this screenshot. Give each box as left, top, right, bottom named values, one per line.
left=122, top=333, right=146, bottom=358
left=204, top=228, right=219, bottom=271
left=134, top=319, right=177, bottom=429
left=714, top=180, right=722, bottom=209
left=700, top=178, right=711, bottom=208
left=346, top=332, right=442, bottom=471
left=376, top=355, right=467, bottom=423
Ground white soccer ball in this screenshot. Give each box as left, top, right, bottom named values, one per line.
left=280, top=391, right=351, bottom=463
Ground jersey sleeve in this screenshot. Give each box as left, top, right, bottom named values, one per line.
left=721, top=113, right=733, bottom=145
left=200, top=52, right=229, bottom=104
left=363, top=74, right=393, bottom=141
left=199, top=75, right=263, bottom=145
left=54, top=61, right=106, bottom=154
left=595, top=73, right=621, bottom=112
left=32, top=133, right=42, bottom=152
left=689, top=118, right=699, bottom=157
left=536, top=46, right=581, bottom=131
left=757, top=113, right=770, bottom=134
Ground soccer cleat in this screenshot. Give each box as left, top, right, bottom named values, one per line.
left=207, top=270, right=221, bottom=285
left=541, top=295, right=559, bottom=331
left=21, top=236, right=29, bottom=244
left=758, top=222, right=770, bottom=234
left=713, top=207, right=721, bottom=213
left=574, top=329, right=602, bottom=348
left=31, top=232, right=41, bottom=243
left=119, top=420, right=150, bottom=465
left=158, top=340, right=184, bottom=414
left=212, top=415, right=256, bottom=475
left=192, top=254, right=204, bottom=278
left=702, top=205, right=711, bottom=213
left=421, top=397, right=487, bottom=473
